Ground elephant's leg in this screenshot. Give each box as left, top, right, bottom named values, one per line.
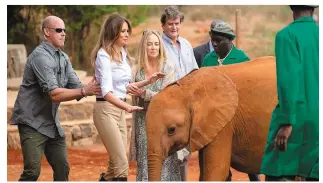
left=198, top=148, right=204, bottom=181
left=200, top=123, right=233, bottom=181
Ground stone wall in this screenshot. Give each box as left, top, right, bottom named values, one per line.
left=7, top=44, right=27, bottom=79
left=7, top=114, right=133, bottom=151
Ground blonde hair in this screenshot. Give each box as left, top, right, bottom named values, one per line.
left=135, top=30, right=167, bottom=75
left=90, top=13, right=133, bottom=69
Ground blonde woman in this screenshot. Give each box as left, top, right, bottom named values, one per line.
left=129, top=29, right=181, bottom=181
left=90, top=14, right=164, bottom=181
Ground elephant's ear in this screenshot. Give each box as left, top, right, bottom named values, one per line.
left=177, top=68, right=239, bottom=152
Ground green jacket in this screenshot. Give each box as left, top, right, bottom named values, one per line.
left=261, top=17, right=319, bottom=179
left=201, top=45, right=250, bottom=67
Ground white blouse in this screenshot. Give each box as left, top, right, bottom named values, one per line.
left=95, top=47, right=131, bottom=99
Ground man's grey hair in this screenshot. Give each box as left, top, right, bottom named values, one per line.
left=160, top=5, right=184, bottom=25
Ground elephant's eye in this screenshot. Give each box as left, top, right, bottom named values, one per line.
left=167, top=126, right=176, bottom=136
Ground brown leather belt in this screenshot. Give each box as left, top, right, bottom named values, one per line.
left=96, top=98, right=126, bottom=102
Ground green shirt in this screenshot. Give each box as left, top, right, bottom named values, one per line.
left=261, top=17, right=319, bottom=179
left=10, top=40, right=82, bottom=138
left=201, top=45, right=250, bottom=67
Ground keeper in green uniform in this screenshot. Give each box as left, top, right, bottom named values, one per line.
left=261, top=5, right=319, bottom=181
left=201, top=21, right=250, bottom=67
left=201, top=20, right=260, bottom=181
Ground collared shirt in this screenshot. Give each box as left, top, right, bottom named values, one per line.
left=162, top=32, right=198, bottom=80
left=201, top=45, right=250, bottom=67
left=208, top=40, right=214, bottom=52
left=10, top=40, right=82, bottom=138
left=95, top=48, right=131, bottom=99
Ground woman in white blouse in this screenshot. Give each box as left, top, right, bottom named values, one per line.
left=90, top=14, right=164, bottom=181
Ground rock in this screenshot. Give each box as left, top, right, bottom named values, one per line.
left=72, top=125, right=82, bottom=140
left=92, top=134, right=103, bottom=145
left=62, top=126, right=73, bottom=133
left=91, top=124, right=98, bottom=135
left=58, top=103, right=93, bottom=121
left=80, top=124, right=92, bottom=138
left=7, top=78, right=23, bottom=91
left=7, top=132, right=21, bottom=149
left=7, top=109, right=13, bottom=123
left=65, top=132, right=73, bottom=147
left=7, top=44, right=27, bottom=79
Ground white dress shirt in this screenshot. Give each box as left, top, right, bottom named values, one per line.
left=95, top=47, right=131, bottom=99
left=162, top=32, right=199, bottom=80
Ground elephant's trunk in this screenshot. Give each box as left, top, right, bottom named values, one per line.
left=147, top=152, right=163, bottom=181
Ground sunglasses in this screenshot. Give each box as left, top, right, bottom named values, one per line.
left=47, top=27, right=66, bottom=33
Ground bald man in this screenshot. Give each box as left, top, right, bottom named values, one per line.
left=10, top=16, right=101, bottom=181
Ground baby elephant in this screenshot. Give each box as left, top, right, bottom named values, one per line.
left=145, top=56, right=277, bottom=181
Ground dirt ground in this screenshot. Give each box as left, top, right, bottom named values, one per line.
left=7, top=145, right=265, bottom=181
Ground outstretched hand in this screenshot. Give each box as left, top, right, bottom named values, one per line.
left=126, top=105, right=143, bottom=113
left=147, top=72, right=166, bottom=84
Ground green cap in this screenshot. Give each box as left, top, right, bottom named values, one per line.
left=211, top=22, right=235, bottom=40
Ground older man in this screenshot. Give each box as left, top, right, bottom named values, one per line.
left=261, top=5, right=319, bottom=181
left=193, top=19, right=224, bottom=67
left=10, top=15, right=101, bottom=181
left=201, top=21, right=250, bottom=67
left=160, top=5, right=198, bottom=181
left=161, top=5, right=199, bottom=81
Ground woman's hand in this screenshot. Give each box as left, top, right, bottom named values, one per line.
left=147, top=72, right=166, bottom=84
left=126, top=105, right=144, bottom=113
left=127, top=83, right=145, bottom=96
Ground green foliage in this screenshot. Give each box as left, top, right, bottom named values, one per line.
left=7, top=5, right=154, bottom=73
left=123, top=5, right=152, bottom=26
left=7, top=5, right=47, bottom=53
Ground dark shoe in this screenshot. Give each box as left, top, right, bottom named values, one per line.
left=248, top=174, right=260, bottom=181
left=117, top=177, right=127, bottom=181
left=99, top=173, right=107, bottom=181
left=225, top=170, right=232, bottom=181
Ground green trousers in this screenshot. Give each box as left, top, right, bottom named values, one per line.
left=18, top=124, right=69, bottom=181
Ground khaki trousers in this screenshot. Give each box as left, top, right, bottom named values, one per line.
left=93, top=101, right=128, bottom=179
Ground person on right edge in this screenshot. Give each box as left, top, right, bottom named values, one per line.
left=261, top=5, right=319, bottom=181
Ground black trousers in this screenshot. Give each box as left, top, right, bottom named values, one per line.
left=18, top=124, right=69, bottom=181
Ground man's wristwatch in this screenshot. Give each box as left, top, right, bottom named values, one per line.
left=81, top=87, right=87, bottom=97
